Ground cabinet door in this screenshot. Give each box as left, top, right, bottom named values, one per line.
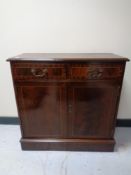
left=16, top=82, right=67, bottom=138
left=67, top=82, right=119, bottom=138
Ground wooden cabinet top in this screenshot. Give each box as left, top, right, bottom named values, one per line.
left=7, top=53, right=129, bottom=62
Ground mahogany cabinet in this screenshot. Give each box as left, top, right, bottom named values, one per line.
left=8, top=53, right=129, bottom=151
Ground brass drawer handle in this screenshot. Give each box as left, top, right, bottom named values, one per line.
left=88, top=68, right=103, bottom=79
left=31, top=68, right=48, bottom=77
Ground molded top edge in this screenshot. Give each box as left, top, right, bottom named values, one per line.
left=7, top=53, right=129, bottom=62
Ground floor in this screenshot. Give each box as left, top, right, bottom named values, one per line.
left=0, top=125, right=131, bottom=175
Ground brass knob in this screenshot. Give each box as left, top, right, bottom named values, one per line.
left=68, top=104, right=72, bottom=113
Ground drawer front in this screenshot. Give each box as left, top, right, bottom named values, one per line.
left=69, top=63, right=124, bottom=80
left=12, top=63, right=66, bottom=81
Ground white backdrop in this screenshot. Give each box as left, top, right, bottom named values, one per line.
left=0, top=0, right=131, bottom=118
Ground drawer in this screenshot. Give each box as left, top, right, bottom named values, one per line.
left=69, top=63, right=124, bottom=80
left=12, top=63, right=66, bottom=81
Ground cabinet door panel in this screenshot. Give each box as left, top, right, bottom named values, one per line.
left=16, top=83, right=66, bottom=138
left=68, top=83, right=119, bottom=138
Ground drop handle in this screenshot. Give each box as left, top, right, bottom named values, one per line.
left=68, top=104, right=72, bottom=113
left=88, top=68, right=103, bottom=79
left=31, top=68, right=48, bottom=77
